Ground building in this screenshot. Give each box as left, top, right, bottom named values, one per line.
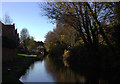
left=35, top=41, right=45, bottom=55
left=1, top=22, right=19, bottom=63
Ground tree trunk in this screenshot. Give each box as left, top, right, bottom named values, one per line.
left=86, top=3, right=114, bottom=50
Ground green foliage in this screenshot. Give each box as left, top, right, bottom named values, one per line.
left=26, top=37, right=37, bottom=52
left=17, top=54, right=37, bottom=57
left=48, top=42, right=68, bottom=59
left=19, top=28, right=37, bottom=53
left=67, top=45, right=89, bottom=68
left=44, top=21, right=79, bottom=58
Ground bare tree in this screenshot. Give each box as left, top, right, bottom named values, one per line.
left=40, top=2, right=116, bottom=50
left=20, top=28, right=30, bottom=50
left=3, top=14, right=13, bottom=25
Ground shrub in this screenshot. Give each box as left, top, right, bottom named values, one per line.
left=48, top=42, right=68, bottom=59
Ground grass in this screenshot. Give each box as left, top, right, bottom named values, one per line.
left=17, top=53, right=37, bottom=57
left=2, top=54, right=41, bottom=83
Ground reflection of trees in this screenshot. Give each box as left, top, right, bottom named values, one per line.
left=21, top=68, right=30, bottom=81
left=44, top=57, right=86, bottom=82
left=20, top=62, right=36, bottom=81
left=30, top=63, right=35, bottom=71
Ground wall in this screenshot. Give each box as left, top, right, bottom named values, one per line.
left=2, top=22, right=19, bottom=63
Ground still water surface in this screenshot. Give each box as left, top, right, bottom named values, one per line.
left=19, top=57, right=86, bottom=83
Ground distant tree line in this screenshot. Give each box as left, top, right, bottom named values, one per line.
left=18, top=28, right=43, bottom=54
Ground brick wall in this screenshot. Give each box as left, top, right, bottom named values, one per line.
left=2, top=22, right=19, bottom=63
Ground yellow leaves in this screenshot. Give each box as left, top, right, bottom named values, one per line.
left=61, top=35, right=64, bottom=40
left=90, top=11, right=95, bottom=14
left=65, top=9, right=74, bottom=14
left=69, top=27, right=73, bottom=31
left=65, top=11, right=68, bottom=14
left=68, top=9, right=74, bottom=13
left=59, top=5, right=66, bottom=9
left=93, top=11, right=95, bottom=14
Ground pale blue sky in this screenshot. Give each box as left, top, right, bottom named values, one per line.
left=1, top=2, right=56, bottom=42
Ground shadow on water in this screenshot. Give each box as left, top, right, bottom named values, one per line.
left=44, top=56, right=119, bottom=84
left=20, top=55, right=119, bottom=83
left=44, top=57, right=86, bottom=83
left=20, top=56, right=86, bottom=83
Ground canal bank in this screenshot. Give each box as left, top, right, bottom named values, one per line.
left=2, top=54, right=43, bottom=84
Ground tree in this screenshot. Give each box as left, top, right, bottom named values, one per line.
left=40, top=2, right=117, bottom=50
left=19, top=28, right=38, bottom=53
left=3, top=14, right=13, bottom=25
left=20, top=28, right=30, bottom=51
left=27, top=36, right=37, bottom=52
left=55, top=21, right=80, bottom=47
left=41, top=2, right=94, bottom=50
left=44, top=20, right=79, bottom=54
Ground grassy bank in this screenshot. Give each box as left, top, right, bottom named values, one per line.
left=2, top=54, right=42, bottom=84
left=17, top=54, right=37, bottom=57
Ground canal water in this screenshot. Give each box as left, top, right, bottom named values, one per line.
left=19, top=57, right=86, bottom=83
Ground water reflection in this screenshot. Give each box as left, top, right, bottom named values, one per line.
left=20, top=57, right=86, bottom=83
left=44, top=57, right=86, bottom=83
left=20, top=60, right=55, bottom=82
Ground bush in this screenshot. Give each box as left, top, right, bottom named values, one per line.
left=48, top=42, right=68, bottom=59
left=67, top=45, right=89, bottom=68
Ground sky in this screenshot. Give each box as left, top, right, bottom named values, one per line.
left=1, top=2, right=56, bottom=42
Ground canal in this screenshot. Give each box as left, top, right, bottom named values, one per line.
left=19, top=56, right=86, bottom=83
